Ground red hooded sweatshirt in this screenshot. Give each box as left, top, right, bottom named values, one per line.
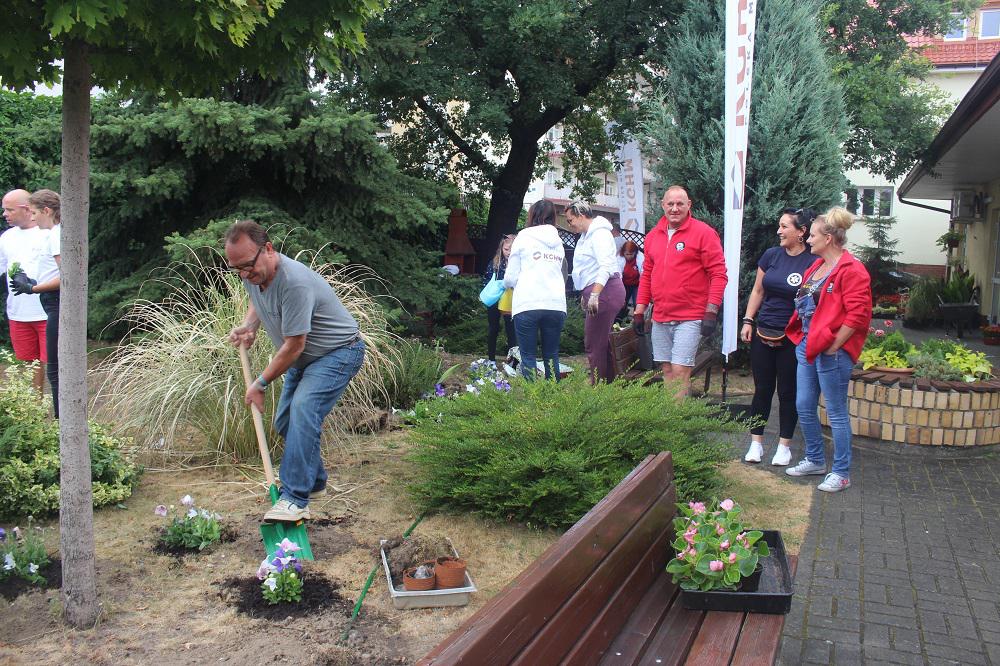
left=785, top=250, right=872, bottom=363
left=637, top=214, right=728, bottom=322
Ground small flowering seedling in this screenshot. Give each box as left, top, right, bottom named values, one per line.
left=257, top=539, right=304, bottom=605
left=156, top=496, right=222, bottom=551
left=665, top=498, right=769, bottom=592
left=0, top=519, right=50, bottom=586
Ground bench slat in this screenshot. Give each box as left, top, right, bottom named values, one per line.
left=728, top=555, right=798, bottom=666
left=419, top=453, right=675, bottom=666
left=682, top=611, right=744, bottom=666
left=515, top=482, right=677, bottom=665
left=559, top=520, right=676, bottom=666
left=633, top=597, right=704, bottom=666
left=596, top=576, right=678, bottom=665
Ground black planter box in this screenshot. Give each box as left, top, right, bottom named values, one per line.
left=679, top=530, right=793, bottom=614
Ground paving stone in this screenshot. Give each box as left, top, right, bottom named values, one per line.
left=864, top=644, right=926, bottom=665
left=801, top=638, right=831, bottom=664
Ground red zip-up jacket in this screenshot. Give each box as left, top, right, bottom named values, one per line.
left=637, top=214, right=728, bottom=322
left=786, top=250, right=872, bottom=363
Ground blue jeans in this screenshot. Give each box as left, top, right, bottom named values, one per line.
left=274, top=339, right=365, bottom=506
left=795, top=340, right=853, bottom=477
left=513, top=310, right=565, bottom=380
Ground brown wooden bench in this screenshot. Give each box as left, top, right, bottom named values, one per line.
left=611, top=328, right=726, bottom=398
left=418, top=452, right=795, bottom=665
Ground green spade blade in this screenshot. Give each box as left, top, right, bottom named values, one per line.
left=259, top=483, right=314, bottom=561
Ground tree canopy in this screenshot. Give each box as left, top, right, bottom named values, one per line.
left=332, top=0, right=683, bottom=259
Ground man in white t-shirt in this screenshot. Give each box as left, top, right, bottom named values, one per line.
left=0, top=189, right=49, bottom=392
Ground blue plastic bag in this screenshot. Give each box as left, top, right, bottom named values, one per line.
left=479, top=275, right=505, bottom=307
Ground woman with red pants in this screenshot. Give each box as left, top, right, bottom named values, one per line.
left=566, top=201, right=626, bottom=384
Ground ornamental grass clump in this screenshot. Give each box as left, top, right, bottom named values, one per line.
left=666, top=499, right=769, bottom=592
left=0, top=521, right=50, bottom=586
left=156, top=494, right=222, bottom=551
left=95, top=253, right=398, bottom=461
left=257, top=538, right=304, bottom=604
left=408, top=373, right=742, bottom=529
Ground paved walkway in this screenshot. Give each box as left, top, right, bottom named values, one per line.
left=739, top=392, right=1000, bottom=665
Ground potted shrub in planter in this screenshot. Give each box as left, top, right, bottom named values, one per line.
left=665, top=499, right=793, bottom=614
left=936, top=229, right=964, bottom=250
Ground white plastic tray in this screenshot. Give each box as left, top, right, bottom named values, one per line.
left=380, top=538, right=477, bottom=609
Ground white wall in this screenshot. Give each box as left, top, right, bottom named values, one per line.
left=848, top=68, right=984, bottom=267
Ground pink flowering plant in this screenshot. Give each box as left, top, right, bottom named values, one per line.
left=665, top=499, right=769, bottom=592
left=257, top=538, right=304, bottom=604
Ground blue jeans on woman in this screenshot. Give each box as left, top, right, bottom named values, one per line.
left=274, top=339, right=365, bottom=507
left=513, top=310, right=566, bottom=380
left=795, top=339, right=853, bottom=477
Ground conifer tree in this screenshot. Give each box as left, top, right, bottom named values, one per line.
left=854, top=215, right=901, bottom=298
left=643, top=0, right=848, bottom=298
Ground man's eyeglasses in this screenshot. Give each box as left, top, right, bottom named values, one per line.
left=228, top=245, right=265, bottom=273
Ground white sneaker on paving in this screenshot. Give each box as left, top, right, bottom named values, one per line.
left=263, top=499, right=310, bottom=523
left=744, top=442, right=763, bottom=463
left=817, top=473, right=851, bottom=493
left=785, top=459, right=826, bottom=477
left=771, top=445, right=792, bottom=466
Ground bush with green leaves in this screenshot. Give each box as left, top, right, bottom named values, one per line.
left=0, top=351, right=141, bottom=518
left=155, top=495, right=222, bottom=552
left=0, top=521, right=50, bottom=586
left=407, top=373, right=742, bottom=528
left=904, top=278, right=943, bottom=323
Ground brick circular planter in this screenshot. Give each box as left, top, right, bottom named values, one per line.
left=819, top=369, right=1000, bottom=447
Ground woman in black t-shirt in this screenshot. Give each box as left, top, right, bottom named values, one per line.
left=740, top=208, right=817, bottom=466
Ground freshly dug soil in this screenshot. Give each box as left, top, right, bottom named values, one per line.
left=0, top=558, right=62, bottom=601
left=380, top=535, right=454, bottom=584
left=216, top=571, right=353, bottom=620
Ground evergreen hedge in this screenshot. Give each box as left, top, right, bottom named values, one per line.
left=407, top=374, right=741, bottom=529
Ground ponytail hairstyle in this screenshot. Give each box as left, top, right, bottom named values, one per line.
left=816, top=206, right=854, bottom=247
left=27, top=189, right=60, bottom=223
left=619, top=240, right=639, bottom=257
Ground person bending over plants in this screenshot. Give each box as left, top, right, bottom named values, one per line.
left=226, top=220, right=365, bottom=523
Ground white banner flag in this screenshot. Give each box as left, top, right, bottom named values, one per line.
left=722, top=0, right=758, bottom=359
left=615, top=139, right=645, bottom=233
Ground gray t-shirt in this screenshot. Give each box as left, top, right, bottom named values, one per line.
left=245, top=254, right=359, bottom=368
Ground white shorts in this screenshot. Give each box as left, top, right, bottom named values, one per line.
left=651, top=320, right=701, bottom=367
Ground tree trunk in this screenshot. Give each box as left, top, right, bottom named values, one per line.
left=59, top=37, right=99, bottom=629
left=483, top=138, right=540, bottom=263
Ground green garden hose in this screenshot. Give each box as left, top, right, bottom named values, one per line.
left=339, top=511, right=427, bottom=643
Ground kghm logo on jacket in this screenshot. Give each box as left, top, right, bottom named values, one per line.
left=532, top=251, right=541, bottom=260
left=787, top=273, right=802, bottom=287
left=675, top=242, right=685, bottom=251
left=532, top=251, right=561, bottom=262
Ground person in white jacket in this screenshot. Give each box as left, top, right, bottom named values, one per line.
left=566, top=201, right=627, bottom=384
left=503, top=199, right=567, bottom=380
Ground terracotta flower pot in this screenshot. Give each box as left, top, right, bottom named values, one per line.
left=403, top=563, right=436, bottom=591
left=435, top=556, right=468, bottom=588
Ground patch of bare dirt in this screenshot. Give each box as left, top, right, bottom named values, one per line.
left=0, top=558, right=61, bottom=602
left=216, top=571, right=352, bottom=619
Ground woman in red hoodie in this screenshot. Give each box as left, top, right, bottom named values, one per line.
left=784, top=207, right=871, bottom=493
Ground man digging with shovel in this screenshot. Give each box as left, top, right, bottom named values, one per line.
left=225, top=220, right=365, bottom=523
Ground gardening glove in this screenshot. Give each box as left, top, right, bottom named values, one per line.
left=632, top=311, right=645, bottom=336
left=700, top=307, right=719, bottom=338
left=10, top=272, right=36, bottom=296
left=586, top=291, right=600, bottom=315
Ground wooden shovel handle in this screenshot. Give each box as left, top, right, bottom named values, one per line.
left=238, top=344, right=277, bottom=487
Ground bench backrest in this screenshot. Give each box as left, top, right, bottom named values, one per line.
left=419, top=452, right=677, bottom=666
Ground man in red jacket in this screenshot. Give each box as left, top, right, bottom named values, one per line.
left=633, top=186, right=728, bottom=397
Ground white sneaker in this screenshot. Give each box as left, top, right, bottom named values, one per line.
left=817, top=473, right=851, bottom=493
left=785, top=459, right=826, bottom=477
left=263, top=499, right=310, bottom=523
left=771, top=445, right=792, bottom=466
left=744, top=441, right=763, bottom=463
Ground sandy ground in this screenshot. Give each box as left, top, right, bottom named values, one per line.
left=0, top=361, right=806, bottom=665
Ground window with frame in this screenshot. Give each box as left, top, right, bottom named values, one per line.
left=845, top=186, right=893, bottom=217
left=604, top=174, right=617, bottom=197
left=944, top=12, right=968, bottom=40
left=980, top=9, right=1000, bottom=38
